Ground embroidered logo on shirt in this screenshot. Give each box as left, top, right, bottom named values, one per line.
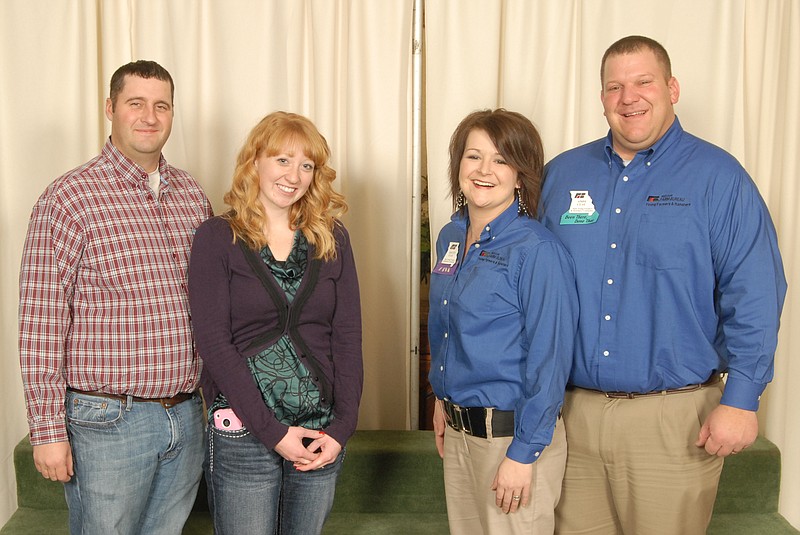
left=560, top=190, right=599, bottom=225
left=645, top=194, right=691, bottom=207
left=478, top=250, right=508, bottom=267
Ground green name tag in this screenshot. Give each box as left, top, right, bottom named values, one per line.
left=560, top=211, right=599, bottom=225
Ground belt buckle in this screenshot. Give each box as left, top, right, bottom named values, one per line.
left=445, top=402, right=471, bottom=435
left=160, top=393, right=190, bottom=409
left=457, top=406, right=473, bottom=436
left=603, top=391, right=636, bottom=399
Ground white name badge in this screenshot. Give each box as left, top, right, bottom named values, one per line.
left=560, top=190, right=599, bottom=225
left=433, top=241, right=460, bottom=275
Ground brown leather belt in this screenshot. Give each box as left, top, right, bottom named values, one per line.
left=67, top=388, right=193, bottom=409
left=441, top=399, right=515, bottom=438
left=571, top=373, right=722, bottom=399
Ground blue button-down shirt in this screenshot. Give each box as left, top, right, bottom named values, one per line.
left=428, top=200, right=578, bottom=463
left=539, top=118, right=786, bottom=411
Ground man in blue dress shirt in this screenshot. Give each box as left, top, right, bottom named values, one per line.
left=539, top=35, right=786, bottom=535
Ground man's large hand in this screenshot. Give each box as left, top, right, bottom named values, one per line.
left=695, top=404, right=758, bottom=457
left=33, top=441, right=74, bottom=482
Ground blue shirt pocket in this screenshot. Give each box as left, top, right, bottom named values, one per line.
left=456, top=266, right=506, bottom=310
left=635, top=214, right=689, bottom=270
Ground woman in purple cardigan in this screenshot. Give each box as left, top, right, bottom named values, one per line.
left=188, top=111, right=362, bottom=535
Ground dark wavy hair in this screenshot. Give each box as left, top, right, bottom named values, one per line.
left=448, top=108, right=544, bottom=218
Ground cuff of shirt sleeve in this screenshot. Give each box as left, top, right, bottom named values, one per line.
left=28, top=419, right=69, bottom=446
left=506, top=439, right=546, bottom=464
left=323, top=420, right=354, bottom=450
left=719, top=376, right=766, bottom=412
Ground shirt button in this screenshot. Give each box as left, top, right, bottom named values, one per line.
left=603, top=350, right=610, bottom=357
left=607, top=279, right=613, bottom=285
left=610, top=243, right=617, bottom=249
left=604, top=315, right=611, bottom=321
left=615, top=208, right=621, bottom=214
left=474, top=244, right=480, bottom=249
left=534, top=451, right=540, bottom=458
left=443, top=299, right=448, bottom=305
left=485, top=226, right=490, bottom=231
left=646, top=161, right=651, bottom=166
left=444, top=332, right=448, bottom=338
left=440, top=366, right=444, bottom=371
left=623, top=176, right=629, bottom=182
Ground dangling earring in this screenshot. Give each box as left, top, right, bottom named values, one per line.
left=517, top=187, right=528, bottom=216
left=456, top=191, right=467, bottom=210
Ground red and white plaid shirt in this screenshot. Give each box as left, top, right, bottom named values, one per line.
left=19, top=139, right=212, bottom=445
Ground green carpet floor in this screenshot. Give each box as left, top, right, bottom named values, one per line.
left=2, top=431, right=796, bottom=534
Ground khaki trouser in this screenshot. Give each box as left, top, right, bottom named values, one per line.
left=443, top=417, right=567, bottom=535
left=555, top=383, right=725, bottom=535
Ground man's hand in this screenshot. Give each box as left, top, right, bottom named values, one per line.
left=695, top=404, right=758, bottom=457
left=433, top=399, right=446, bottom=459
left=33, top=441, right=73, bottom=482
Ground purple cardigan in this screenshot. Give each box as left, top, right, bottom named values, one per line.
left=188, top=216, right=363, bottom=449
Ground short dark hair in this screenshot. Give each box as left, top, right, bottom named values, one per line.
left=109, top=60, right=174, bottom=108
left=448, top=109, right=544, bottom=218
left=601, top=35, right=672, bottom=85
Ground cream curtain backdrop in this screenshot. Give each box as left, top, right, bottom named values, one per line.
left=0, top=0, right=413, bottom=525
left=2, top=0, right=799, bottom=530
left=426, top=0, right=799, bottom=528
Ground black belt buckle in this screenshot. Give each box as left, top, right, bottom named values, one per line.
left=444, top=401, right=468, bottom=435
left=444, top=401, right=474, bottom=435
left=443, top=400, right=493, bottom=438
left=458, top=405, right=474, bottom=436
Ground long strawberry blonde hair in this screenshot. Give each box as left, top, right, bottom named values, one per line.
left=223, top=111, right=347, bottom=260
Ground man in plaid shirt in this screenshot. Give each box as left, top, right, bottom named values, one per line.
left=19, top=60, right=212, bottom=534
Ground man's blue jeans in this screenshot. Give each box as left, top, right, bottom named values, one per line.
left=64, top=390, right=204, bottom=535
left=205, top=423, right=344, bottom=535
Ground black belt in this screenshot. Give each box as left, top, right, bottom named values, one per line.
left=67, top=388, right=194, bottom=409
left=570, top=373, right=723, bottom=400
left=441, top=399, right=514, bottom=438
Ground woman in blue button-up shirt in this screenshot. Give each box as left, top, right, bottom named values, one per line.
left=428, top=109, right=579, bottom=534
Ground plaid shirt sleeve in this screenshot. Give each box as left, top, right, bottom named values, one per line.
left=19, top=190, right=83, bottom=445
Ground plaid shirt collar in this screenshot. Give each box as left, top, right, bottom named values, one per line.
left=101, top=137, right=171, bottom=193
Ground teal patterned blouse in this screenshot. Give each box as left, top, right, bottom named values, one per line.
left=210, top=231, right=333, bottom=429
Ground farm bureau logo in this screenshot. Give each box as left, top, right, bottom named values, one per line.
left=645, top=194, right=691, bottom=207
left=478, top=250, right=508, bottom=267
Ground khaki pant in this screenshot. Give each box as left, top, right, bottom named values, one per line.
left=444, top=417, right=567, bottom=535
left=555, top=383, right=725, bottom=535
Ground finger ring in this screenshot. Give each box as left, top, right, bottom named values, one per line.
left=512, top=495, right=520, bottom=501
